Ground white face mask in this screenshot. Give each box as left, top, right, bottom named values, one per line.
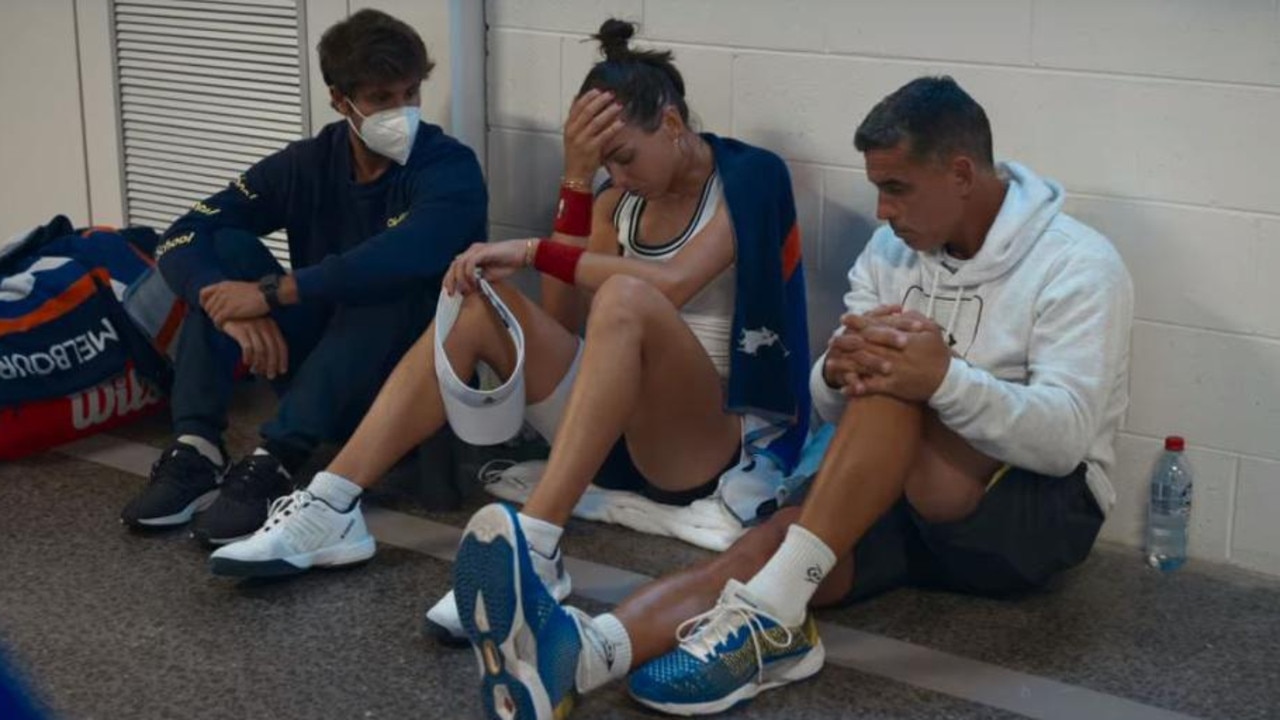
left=346, top=99, right=420, bottom=165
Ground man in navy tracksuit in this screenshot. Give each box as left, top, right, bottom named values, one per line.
left=120, top=9, right=487, bottom=545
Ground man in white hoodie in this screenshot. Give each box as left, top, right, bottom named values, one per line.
left=467, top=76, right=1134, bottom=719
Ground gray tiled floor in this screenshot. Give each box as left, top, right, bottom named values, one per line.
left=3, top=387, right=1279, bottom=719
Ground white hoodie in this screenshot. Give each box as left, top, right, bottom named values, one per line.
left=811, top=162, right=1133, bottom=513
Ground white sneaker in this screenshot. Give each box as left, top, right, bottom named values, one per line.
left=423, top=543, right=571, bottom=646
left=208, top=490, right=376, bottom=577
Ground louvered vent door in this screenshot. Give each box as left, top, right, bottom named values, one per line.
left=113, top=0, right=309, bottom=266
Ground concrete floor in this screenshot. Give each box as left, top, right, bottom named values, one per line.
left=2, top=385, right=1278, bottom=720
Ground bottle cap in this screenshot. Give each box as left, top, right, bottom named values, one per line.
left=1165, top=436, right=1185, bottom=451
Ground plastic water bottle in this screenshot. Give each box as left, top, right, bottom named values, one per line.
left=1145, top=436, right=1193, bottom=572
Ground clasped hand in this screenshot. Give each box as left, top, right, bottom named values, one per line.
left=823, top=305, right=951, bottom=401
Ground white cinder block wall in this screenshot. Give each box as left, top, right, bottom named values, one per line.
left=484, top=0, right=1280, bottom=576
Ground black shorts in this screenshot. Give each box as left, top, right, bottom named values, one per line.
left=839, top=463, right=1104, bottom=604
left=592, top=439, right=735, bottom=506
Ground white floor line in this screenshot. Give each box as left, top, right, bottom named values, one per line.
left=60, top=435, right=1202, bottom=720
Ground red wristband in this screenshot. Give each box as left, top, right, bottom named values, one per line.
left=553, top=185, right=593, bottom=237
left=533, top=240, right=586, bottom=285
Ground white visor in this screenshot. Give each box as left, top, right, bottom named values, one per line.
left=434, top=279, right=526, bottom=445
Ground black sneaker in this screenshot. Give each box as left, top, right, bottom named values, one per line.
left=121, top=441, right=225, bottom=529
left=191, top=453, right=293, bottom=546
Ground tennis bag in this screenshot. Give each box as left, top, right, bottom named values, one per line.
left=0, top=216, right=181, bottom=460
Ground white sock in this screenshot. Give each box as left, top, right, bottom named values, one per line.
left=744, top=524, right=837, bottom=625
left=576, top=612, right=633, bottom=693
left=177, top=435, right=223, bottom=467
left=307, top=471, right=362, bottom=511
left=517, top=512, right=563, bottom=558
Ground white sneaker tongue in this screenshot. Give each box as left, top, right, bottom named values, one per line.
left=715, top=580, right=796, bottom=636
left=722, top=579, right=762, bottom=610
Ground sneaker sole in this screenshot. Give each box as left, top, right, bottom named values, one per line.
left=191, top=530, right=254, bottom=548
left=125, top=489, right=220, bottom=528
left=455, top=504, right=576, bottom=720
left=630, top=641, right=826, bottom=716
left=208, top=537, right=377, bottom=578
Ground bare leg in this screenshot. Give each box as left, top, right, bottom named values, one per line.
left=902, top=411, right=1000, bottom=523
left=795, top=395, right=925, bottom=557
left=521, top=276, right=739, bottom=526
left=605, top=400, right=1001, bottom=666
left=790, top=401, right=998, bottom=603
left=601, top=395, right=924, bottom=667
left=327, top=282, right=579, bottom=488
left=612, top=508, right=797, bottom=664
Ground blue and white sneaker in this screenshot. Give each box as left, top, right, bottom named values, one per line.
left=424, top=549, right=572, bottom=647
left=454, top=503, right=581, bottom=720
left=628, top=580, right=824, bottom=716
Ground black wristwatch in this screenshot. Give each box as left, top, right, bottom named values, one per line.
left=258, top=273, right=283, bottom=310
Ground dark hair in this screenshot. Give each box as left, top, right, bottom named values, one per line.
left=576, top=19, right=688, bottom=132
left=854, top=76, right=993, bottom=168
left=318, top=9, right=434, bottom=98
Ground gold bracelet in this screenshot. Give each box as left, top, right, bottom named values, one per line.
left=524, top=238, right=537, bottom=267
left=561, top=176, right=592, bottom=193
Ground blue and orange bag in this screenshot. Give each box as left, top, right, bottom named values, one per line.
left=0, top=216, right=183, bottom=459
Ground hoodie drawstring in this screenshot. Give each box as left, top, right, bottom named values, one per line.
left=945, top=284, right=964, bottom=347
left=925, top=266, right=941, bottom=320
left=927, top=264, right=967, bottom=348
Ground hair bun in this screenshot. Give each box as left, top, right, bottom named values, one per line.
left=594, top=18, right=636, bottom=61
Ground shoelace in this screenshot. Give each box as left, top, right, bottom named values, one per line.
left=675, top=599, right=796, bottom=682
left=260, top=490, right=313, bottom=534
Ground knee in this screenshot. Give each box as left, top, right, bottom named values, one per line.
left=443, top=289, right=495, bottom=343
left=586, top=275, right=663, bottom=334
left=456, top=287, right=492, bottom=319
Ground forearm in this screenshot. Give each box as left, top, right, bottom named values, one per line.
left=929, top=360, right=1096, bottom=476
left=293, top=211, right=481, bottom=305
left=539, top=230, right=590, bottom=334
left=935, top=257, right=1133, bottom=475
left=157, top=152, right=293, bottom=303
left=530, top=224, right=716, bottom=309
left=571, top=250, right=692, bottom=306
left=156, top=221, right=228, bottom=307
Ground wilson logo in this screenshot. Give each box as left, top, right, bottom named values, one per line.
left=70, top=369, right=161, bottom=430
